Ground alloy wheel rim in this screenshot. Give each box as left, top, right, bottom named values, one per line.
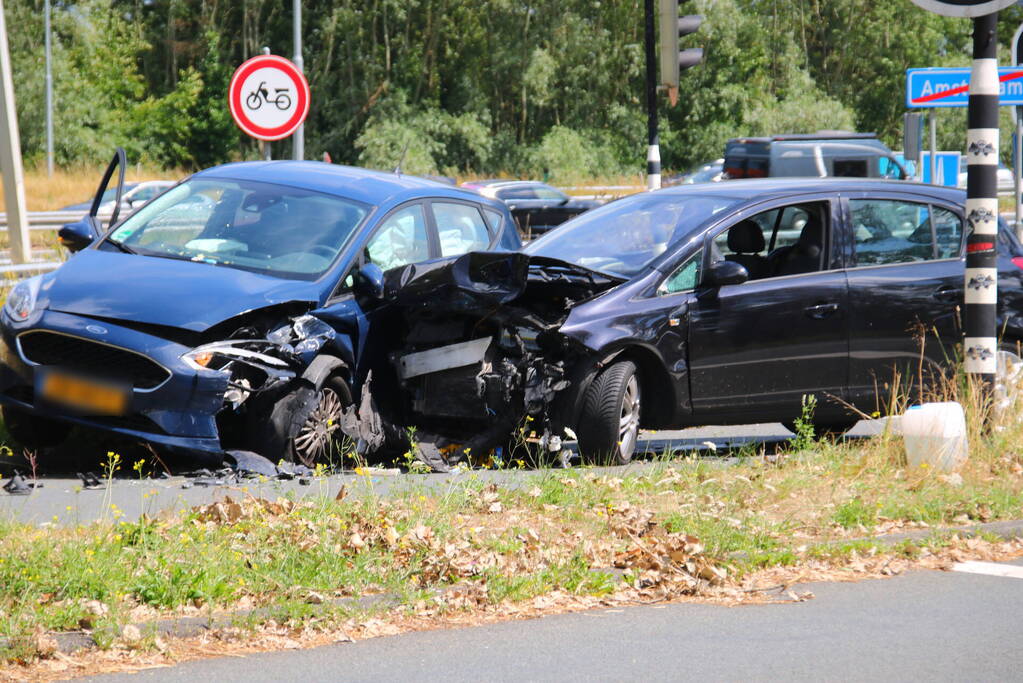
left=618, top=375, right=640, bottom=459
left=293, top=387, right=344, bottom=466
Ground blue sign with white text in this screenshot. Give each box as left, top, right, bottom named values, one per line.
left=906, top=67, right=1023, bottom=108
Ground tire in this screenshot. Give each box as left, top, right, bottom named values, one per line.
left=577, top=360, right=641, bottom=466
left=250, top=374, right=353, bottom=468
left=1, top=406, right=71, bottom=450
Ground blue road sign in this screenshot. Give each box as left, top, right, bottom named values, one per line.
left=895, top=151, right=962, bottom=187
left=906, top=67, right=1023, bottom=108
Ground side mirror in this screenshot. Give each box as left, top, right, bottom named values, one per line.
left=704, top=260, right=748, bottom=287
left=58, top=218, right=99, bottom=253
left=353, top=263, right=385, bottom=301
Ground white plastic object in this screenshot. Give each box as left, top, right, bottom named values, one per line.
left=901, top=401, right=968, bottom=472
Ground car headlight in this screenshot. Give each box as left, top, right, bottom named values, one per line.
left=3, top=277, right=41, bottom=322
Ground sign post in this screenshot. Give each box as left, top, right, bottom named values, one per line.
left=228, top=53, right=310, bottom=161
left=910, top=0, right=1017, bottom=395
left=1013, top=23, right=1023, bottom=239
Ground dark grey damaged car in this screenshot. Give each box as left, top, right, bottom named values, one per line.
left=355, top=178, right=1023, bottom=470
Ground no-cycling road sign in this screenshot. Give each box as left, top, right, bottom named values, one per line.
left=228, top=55, right=310, bottom=141
left=906, top=67, right=1023, bottom=108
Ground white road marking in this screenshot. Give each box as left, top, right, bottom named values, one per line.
left=951, top=560, right=1023, bottom=579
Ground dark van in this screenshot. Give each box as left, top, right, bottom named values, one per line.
left=724, top=132, right=910, bottom=180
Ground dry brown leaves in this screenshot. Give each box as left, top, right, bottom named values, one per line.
left=604, top=502, right=727, bottom=601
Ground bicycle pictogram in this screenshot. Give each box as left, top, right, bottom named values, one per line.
left=245, top=81, right=292, bottom=111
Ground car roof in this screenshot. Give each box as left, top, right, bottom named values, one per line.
left=653, top=178, right=965, bottom=203
left=194, top=161, right=481, bottom=205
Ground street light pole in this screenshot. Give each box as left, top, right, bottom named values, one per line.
left=44, top=0, right=53, bottom=177
left=292, top=0, right=304, bottom=161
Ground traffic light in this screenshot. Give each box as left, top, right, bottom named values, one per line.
left=658, top=0, right=703, bottom=100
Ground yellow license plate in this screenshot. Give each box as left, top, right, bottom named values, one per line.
left=39, top=371, right=128, bottom=416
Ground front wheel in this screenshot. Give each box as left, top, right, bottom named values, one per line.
left=577, top=360, right=641, bottom=466
left=250, top=375, right=353, bottom=468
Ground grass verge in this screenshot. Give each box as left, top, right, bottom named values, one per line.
left=2, top=414, right=1023, bottom=677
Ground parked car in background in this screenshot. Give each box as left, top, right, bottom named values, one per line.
left=667, top=159, right=724, bottom=185
left=61, top=180, right=176, bottom=215
left=724, top=132, right=910, bottom=180
left=460, top=180, right=600, bottom=236
left=0, top=157, right=520, bottom=467
left=361, top=178, right=1023, bottom=469
left=957, top=157, right=1015, bottom=193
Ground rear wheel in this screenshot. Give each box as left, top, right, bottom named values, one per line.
left=1, top=406, right=71, bottom=450
left=577, top=360, right=641, bottom=466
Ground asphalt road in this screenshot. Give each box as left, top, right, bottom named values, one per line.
left=0, top=421, right=887, bottom=527
left=80, top=558, right=1023, bottom=682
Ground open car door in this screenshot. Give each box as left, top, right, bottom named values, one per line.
left=58, top=147, right=126, bottom=253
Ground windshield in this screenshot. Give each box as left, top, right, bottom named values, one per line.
left=105, top=178, right=371, bottom=280
left=524, top=192, right=739, bottom=277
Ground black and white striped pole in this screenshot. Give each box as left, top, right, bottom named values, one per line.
left=911, top=1, right=1016, bottom=394
left=644, top=0, right=661, bottom=191
left=645, top=0, right=703, bottom=191
left=964, top=13, right=999, bottom=389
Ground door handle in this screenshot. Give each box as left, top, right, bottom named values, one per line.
left=933, top=286, right=961, bottom=302
left=804, top=302, right=839, bottom=319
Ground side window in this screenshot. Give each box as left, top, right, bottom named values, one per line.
left=658, top=250, right=702, bottom=295
left=482, top=207, right=503, bottom=234
left=498, top=186, right=538, bottom=200
left=932, top=206, right=963, bottom=259
left=534, top=187, right=567, bottom=201
left=433, top=202, right=491, bottom=257
left=710, top=202, right=827, bottom=280
left=850, top=199, right=934, bottom=266
left=365, top=204, right=429, bottom=271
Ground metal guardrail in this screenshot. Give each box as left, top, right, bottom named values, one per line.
left=0, top=210, right=111, bottom=232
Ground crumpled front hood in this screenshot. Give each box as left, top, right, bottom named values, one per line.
left=42, top=250, right=321, bottom=332
left=383, top=251, right=624, bottom=311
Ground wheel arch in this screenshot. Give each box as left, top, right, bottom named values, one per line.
left=558, top=342, right=679, bottom=432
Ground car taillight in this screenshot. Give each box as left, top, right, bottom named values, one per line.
left=1012, top=257, right=1023, bottom=271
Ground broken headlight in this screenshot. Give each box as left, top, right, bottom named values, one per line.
left=182, top=342, right=292, bottom=373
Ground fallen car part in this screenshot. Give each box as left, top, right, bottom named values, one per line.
left=2, top=471, right=39, bottom=495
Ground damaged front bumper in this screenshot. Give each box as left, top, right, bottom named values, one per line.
left=0, top=308, right=339, bottom=460
left=0, top=309, right=227, bottom=455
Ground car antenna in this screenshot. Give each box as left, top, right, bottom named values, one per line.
left=393, top=140, right=411, bottom=175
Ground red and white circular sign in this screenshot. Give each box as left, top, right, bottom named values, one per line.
left=228, top=55, right=310, bottom=141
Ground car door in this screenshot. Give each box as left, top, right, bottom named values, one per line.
left=313, top=201, right=434, bottom=387
left=687, top=196, right=851, bottom=422
left=842, top=193, right=964, bottom=407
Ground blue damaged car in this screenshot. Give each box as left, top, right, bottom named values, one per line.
left=0, top=151, right=519, bottom=466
